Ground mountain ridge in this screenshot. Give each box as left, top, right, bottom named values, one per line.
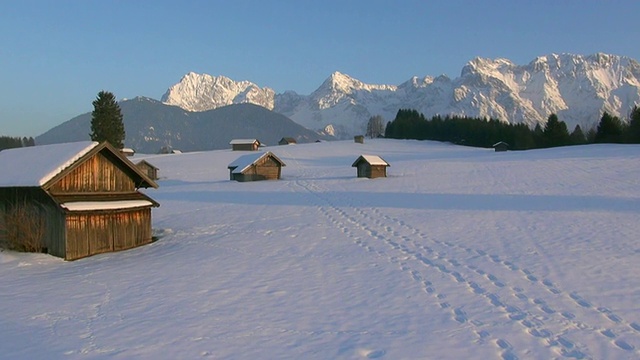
left=35, top=98, right=326, bottom=153
left=161, top=53, right=640, bottom=137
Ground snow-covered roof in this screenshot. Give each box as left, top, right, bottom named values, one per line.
left=227, top=151, right=285, bottom=174
left=229, top=139, right=260, bottom=145
left=0, top=141, right=99, bottom=187
left=60, top=200, right=154, bottom=211
left=352, top=154, right=389, bottom=167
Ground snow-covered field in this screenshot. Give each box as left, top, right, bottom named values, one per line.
left=1, top=139, right=639, bottom=359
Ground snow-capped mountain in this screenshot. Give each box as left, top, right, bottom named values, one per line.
left=161, top=72, right=275, bottom=111
left=162, top=54, right=640, bottom=137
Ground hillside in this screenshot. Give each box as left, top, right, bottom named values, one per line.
left=35, top=98, right=326, bottom=153
left=1, top=139, right=639, bottom=359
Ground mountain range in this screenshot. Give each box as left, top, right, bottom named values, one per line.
left=36, top=53, right=640, bottom=151
left=36, top=99, right=325, bottom=153
left=162, top=53, right=640, bottom=137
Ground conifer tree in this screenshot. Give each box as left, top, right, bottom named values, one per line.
left=543, top=114, right=570, bottom=147
left=533, top=123, right=544, bottom=147
left=90, top=90, right=125, bottom=148
left=595, top=112, right=623, bottom=143
left=569, top=124, right=586, bottom=145
left=627, top=106, right=640, bottom=143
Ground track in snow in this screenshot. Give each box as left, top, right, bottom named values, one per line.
left=287, top=169, right=640, bottom=360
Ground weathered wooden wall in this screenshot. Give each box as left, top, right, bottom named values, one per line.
left=0, top=188, right=66, bottom=257
left=49, top=153, right=135, bottom=193
left=65, top=208, right=152, bottom=260
left=235, top=156, right=281, bottom=181
left=137, top=162, right=158, bottom=180
left=355, top=163, right=387, bottom=178
left=356, top=163, right=369, bottom=178
left=232, top=143, right=258, bottom=151
left=370, top=165, right=387, bottom=178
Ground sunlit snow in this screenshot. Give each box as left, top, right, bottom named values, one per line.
left=1, top=139, right=639, bottom=359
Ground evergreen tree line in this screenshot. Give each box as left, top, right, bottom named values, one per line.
left=384, top=107, right=640, bottom=150
left=0, top=136, right=35, bottom=151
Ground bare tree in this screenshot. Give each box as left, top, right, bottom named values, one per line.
left=366, top=115, right=385, bottom=138
left=0, top=200, right=46, bottom=253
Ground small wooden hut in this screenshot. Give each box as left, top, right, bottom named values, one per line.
left=159, top=146, right=182, bottom=154
left=0, top=141, right=159, bottom=260
left=354, top=135, right=365, bottom=144
left=493, top=141, right=509, bottom=152
left=278, top=137, right=297, bottom=145
left=352, top=155, right=390, bottom=179
left=227, top=151, right=286, bottom=182
left=230, top=139, right=261, bottom=151
left=136, top=159, right=159, bottom=180
left=120, top=148, right=135, bottom=157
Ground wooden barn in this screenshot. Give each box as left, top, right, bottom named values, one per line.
left=278, top=137, right=297, bottom=145
left=493, top=141, right=509, bottom=152
left=227, top=151, right=286, bottom=182
left=0, top=141, right=159, bottom=261
left=136, top=159, right=159, bottom=180
left=352, top=155, right=390, bottom=179
left=354, top=135, right=365, bottom=144
left=230, top=139, right=261, bottom=151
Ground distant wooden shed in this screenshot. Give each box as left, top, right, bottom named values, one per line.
left=227, top=151, right=286, bottom=182
left=136, top=159, right=159, bottom=180
left=159, top=146, right=182, bottom=154
left=230, top=139, right=261, bottom=151
left=0, top=141, right=159, bottom=261
left=352, top=154, right=390, bottom=179
left=278, top=137, right=297, bottom=145
left=493, top=141, right=509, bottom=152
left=120, top=148, right=135, bottom=157
left=354, top=135, right=365, bottom=144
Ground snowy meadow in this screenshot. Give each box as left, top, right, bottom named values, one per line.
left=1, top=139, right=639, bottom=359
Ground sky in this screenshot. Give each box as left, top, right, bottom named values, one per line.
left=1, top=0, right=639, bottom=137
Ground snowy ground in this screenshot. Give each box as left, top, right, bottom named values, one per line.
left=1, top=139, right=639, bottom=359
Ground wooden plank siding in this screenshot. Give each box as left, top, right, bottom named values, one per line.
left=48, top=152, right=136, bottom=194
left=0, top=187, right=67, bottom=258
left=356, top=163, right=369, bottom=178
left=356, top=163, right=387, bottom=178
left=136, top=161, right=158, bottom=180
left=370, top=165, right=387, bottom=178
left=65, top=208, right=152, bottom=260
left=232, top=143, right=259, bottom=151
left=235, top=156, right=282, bottom=181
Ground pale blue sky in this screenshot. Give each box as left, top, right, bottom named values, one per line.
left=1, top=0, right=639, bottom=137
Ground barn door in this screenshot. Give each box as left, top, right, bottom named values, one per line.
left=65, top=213, right=114, bottom=259
left=65, top=209, right=150, bottom=260
left=90, top=214, right=114, bottom=254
